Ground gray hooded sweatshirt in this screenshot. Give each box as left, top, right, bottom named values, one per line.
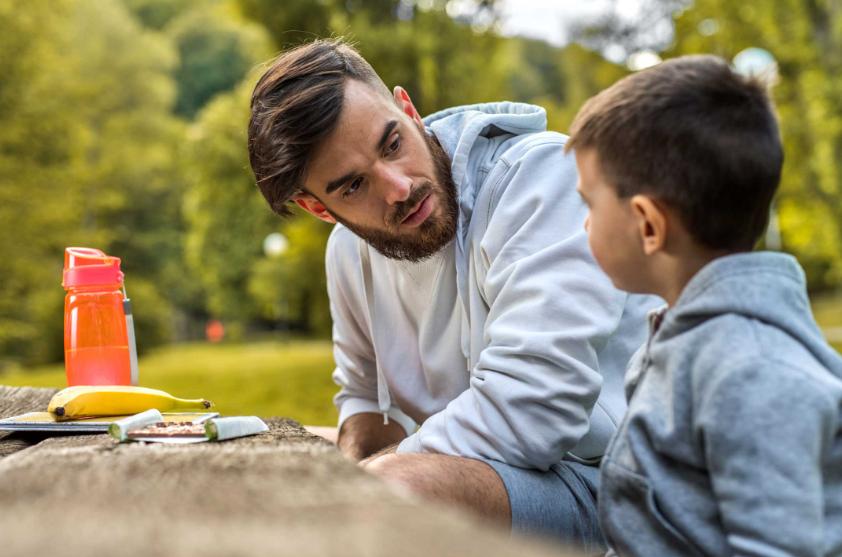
left=601, top=252, right=842, bottom=556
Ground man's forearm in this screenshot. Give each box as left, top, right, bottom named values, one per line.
left=337, top=412, right=407, bottom=462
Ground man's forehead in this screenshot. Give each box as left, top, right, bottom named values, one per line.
left=325, top=81, right=396, bottom=143
left=341, top=79, right=397, bottom=121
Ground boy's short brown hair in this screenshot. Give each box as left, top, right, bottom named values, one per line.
left=248, top=39, right=391, bottom=216
left=566, top=55, right=783, bottom=251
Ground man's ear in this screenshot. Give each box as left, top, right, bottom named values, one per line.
left=293, top=192, right=336, bottom=224
left=393, top=86, right=423, bottom=126
left=630, top=194, right=667, bottom=255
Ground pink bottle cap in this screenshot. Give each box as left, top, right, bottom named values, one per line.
left=62, top=247, right=124, bottom=289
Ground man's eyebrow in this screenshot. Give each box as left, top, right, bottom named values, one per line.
left=376, top=120, right=399, bottom=151
left=326, top=171, right=356, bottom=195
left=324, top=120, right=399, bottom=195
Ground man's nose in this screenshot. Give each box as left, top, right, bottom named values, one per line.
left=374, top=163, right=412, bottom=205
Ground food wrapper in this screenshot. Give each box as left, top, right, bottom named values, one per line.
left=111, top=413, right=268, bottom=443
left=205, top=416, right=269, bottom=441
left=108, top=409, right=164, bottom=441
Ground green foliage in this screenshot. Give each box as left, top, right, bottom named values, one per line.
left=123, top=0, right=207, bottom=30
left=666, top=0, right=842, bottom=289
left=578, top=0, right=842, bottom=290
left=520, top=42, right=629, bottom=132
left=166, top=6, right=272, bottom=118
left=0, top=0, right=182, bottom=366
left=0, top=0, right=75, bottom=366
left=183, top=81, right=278, bottom=329
left=812, top=291, right=842, bottom=329
left=237, top=0, right=334, bottom=48
left=248, top=214, right=334, bottom=336
left=4, top=0, right=840, bottom=373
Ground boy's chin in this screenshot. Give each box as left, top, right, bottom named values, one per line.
left=609, top=275, right=654, bottom=296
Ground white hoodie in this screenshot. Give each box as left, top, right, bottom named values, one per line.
left=327, top=102, right=657, bottom=470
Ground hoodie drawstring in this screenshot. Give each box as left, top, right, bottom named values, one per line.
left=359, top=242, right=392, bottom=425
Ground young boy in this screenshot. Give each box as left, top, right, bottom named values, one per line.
left=567, top=55, right=842, bottom=556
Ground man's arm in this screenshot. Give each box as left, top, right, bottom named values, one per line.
left=397, top=138, right=630, bottom=469
left=337, top=412, right=407, bottom=461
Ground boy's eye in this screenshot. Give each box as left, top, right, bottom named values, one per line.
left=386, top=135, right=401, bottom=155
left=343, top=177, right=363, bottom=198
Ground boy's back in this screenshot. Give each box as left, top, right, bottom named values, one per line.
left=600, top=251, right=842, bottom=556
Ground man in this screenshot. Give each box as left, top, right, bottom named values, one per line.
left=248, top=39, right=655, bottom=548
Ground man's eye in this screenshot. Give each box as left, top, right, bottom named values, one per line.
left=343, top=177, right=363, bottom=198
left=386, top=136, right=401, bottom=155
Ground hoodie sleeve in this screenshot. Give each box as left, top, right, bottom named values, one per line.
left=326, top=227, right=417, bottom=435
left=695, top=358, right=836, bottom=557
left=398, top=138, right=627, bottom=470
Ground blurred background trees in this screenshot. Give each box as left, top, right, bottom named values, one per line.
left=1, top=0, right=841, bottom=370
left=577, top=0, right=842, bottom=291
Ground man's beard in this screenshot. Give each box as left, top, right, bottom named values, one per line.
left=329, top=132, right=459, bottom=262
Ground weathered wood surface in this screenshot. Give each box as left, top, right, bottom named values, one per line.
left=0, top=386, right=58, bottom=457
left=0, top=386, right=581, bottom=557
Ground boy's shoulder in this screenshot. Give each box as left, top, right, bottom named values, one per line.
left=653, top=252, right=842, bottom=398
left=684, top=312, right=842, bottom=413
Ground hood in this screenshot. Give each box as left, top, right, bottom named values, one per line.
left=661, top=251, right=842, bottom=378
left=424, top=102, right=547, bottom=226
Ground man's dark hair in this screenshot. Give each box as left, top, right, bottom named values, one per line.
left=248, top=39, right=390, bottom=216
left=566, top=55, right=783, bottom=251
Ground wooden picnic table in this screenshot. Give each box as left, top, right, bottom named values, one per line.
left=0, top=385, right=581, bottom=557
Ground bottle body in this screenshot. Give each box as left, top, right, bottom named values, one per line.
left=64, top=285, right=132, bottom=386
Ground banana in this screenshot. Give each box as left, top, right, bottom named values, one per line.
left=48, top=385, right=212, bottom=420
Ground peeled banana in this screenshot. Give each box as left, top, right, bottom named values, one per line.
left=48, top=385, right=212, bottom=420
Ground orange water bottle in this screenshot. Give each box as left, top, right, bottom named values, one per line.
left=63, top=247, right=134, bottom=386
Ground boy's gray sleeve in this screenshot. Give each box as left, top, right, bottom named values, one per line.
left=398, top=140, right=628, bottom=470
left=696, top=361, right=836, bottom=556
left=326, top=228, right=416, bottom=435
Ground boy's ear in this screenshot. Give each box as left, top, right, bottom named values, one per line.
left=630, top=194, right=667, bottom=255
left=293, top=192, right=336, bottom=224
left=393, top=86, right=423, bottom=126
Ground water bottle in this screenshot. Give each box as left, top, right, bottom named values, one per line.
left=63, top=247, right=138, bottom=386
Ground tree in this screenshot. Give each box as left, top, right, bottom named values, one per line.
left=166, top=5, right=272, bottom=118
left=183, top=81, right=277, bottom=334
left=237, top=0, right=334, bottom=49
left=123, top=0, right=207, bottom=30
left=0, top=0, right=79, bottom=366
left=671, top=0, right=842, bottom=289
left=248, top=215, right=334, bottom=336
left=0, top=0, right=189, bottom=365
left=222, top=0, right=628, bottom=338
left=573, top=0, right=842, bottom=290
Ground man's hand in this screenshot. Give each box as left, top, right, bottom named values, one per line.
left=337, top=412, right=407, bottom=462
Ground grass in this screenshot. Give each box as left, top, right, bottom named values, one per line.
left=812, top=291, right=842, bottom=353
left=0, top=340, right=339, bottom=425
left=3, top=292, right=840, bottom=424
